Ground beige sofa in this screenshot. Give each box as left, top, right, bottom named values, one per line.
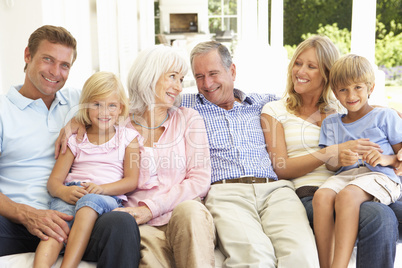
left=1, top=242, right=402, bottom=267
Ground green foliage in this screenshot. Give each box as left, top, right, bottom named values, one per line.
left=283, top=0, right=352, bottom=46
left=284, top=44, right=297, bottom=60
left=208, top=0, right=221, bottom=16
left=376, top=0, right=402, bottom=37
left=284, top=23, right=351, bottom=60
left=302, top=23, right=351, bottom=56
left=284, top=20, right=402, bottom=80
left=375, top=20, right=402, bottom=67
left=283, top=0, right=401, bottom=48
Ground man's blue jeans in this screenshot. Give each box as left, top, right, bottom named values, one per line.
left=301, top=196, right=400, bottom=268
left=389, top=200, right=402, bottom=240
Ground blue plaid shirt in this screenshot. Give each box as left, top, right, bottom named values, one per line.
left=181, top=89, right=279, bottom=183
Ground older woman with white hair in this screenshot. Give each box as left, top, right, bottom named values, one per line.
left=114, top=45, right=215, bottom=268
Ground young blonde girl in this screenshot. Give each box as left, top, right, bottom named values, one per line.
left=34, top=71, right=140, bottom=268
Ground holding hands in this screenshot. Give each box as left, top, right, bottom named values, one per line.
left=81, top=182, right=104, bottom=194
left=335, top=139, right=402, bottom=171
left=58, top=182, right=105, bottom=205
left=338, top=149, right=360, bottom=167
left=327, top=139, right=382, bottom=171
left=59, top=185, right=88, bottom=205
left=337, top=148, right=389, bottom=167
left=362, top=149, right=393, bottom=167
left=338, top=138, right=382, bottom=156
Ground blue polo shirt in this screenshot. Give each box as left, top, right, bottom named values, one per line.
left=0, top=86, right=80, bottom=209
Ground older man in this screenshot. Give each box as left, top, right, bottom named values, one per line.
left=180, top=41, right=319, bottom=267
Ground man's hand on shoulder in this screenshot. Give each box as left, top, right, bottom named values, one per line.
left=54, top=117, right=86, bottom=159
left=18, top=204, right=73, bottom=242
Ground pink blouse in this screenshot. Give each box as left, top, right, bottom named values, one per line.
left=125, top=107, right=211, bottom=226
left=65, top=126, right=139, bottom=201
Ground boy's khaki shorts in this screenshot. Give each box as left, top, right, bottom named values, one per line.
left=320, top=167, right=401, bottom=205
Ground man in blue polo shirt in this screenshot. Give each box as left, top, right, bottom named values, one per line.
left=0, top=25, right=140, bottom=267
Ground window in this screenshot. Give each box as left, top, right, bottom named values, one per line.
left=208, top=0, right=238, bottom=34
left=154, top=1, right=161, bottom=44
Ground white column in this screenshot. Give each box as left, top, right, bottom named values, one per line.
left=269, top=0, right=286, bottom=96
left=351, top=0, right=376, bottom=64
left=116, top=0, right=139, bottom=89
left=138, top=0, right=155, bottom=51
left=239, top=0, right=258, bottom=41
left=351, top=0, right=386, bottom=106
left=270, top=0, right=283, bottom=48
left=258, top=0, right=269, bottom=43
left=96, top=0, right=119, bottom=73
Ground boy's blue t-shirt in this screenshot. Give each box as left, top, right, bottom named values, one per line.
left=319, top=108, right=402, bottom=183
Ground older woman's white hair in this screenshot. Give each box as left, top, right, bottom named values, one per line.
left=127, top=45, right=189, bottom=115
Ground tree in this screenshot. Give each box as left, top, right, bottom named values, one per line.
left=375, top=20, right=402, bottom=67
left=284, top=23, right=351, bottom=59
left=376, top=0, right=402, bottom=38
left=282, top=0, right=401, bottom=46
left=283, top=0, right=352, bottom=45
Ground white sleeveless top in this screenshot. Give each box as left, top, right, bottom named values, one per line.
left=261, top=99, right=334, bottom=189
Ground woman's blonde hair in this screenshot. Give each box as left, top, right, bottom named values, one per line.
left=285, top=35, right=340, bottom=113
left=127, top=45, right=189, bottom=115
left=76, top=71, right=129, bottom=126
left=329, top=54, right=375, bottom=92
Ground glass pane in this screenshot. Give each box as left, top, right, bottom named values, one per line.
left=209, top=0, right=221, bottom=16
left=224, top=0, right=237, bottom=15
left=155, top=18, right=160, bottom=34
left=209, top=17, right=222, bottom=33
left=154, top=1, right=160, bottom=17
left=224, top=17, right=237, bottom=33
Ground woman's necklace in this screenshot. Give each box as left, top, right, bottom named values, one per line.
left=132, top=114, right=168, bottom=130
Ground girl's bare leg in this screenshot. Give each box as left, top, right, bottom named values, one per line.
left=34, top=238, right=64, bottom=268
left=313, top=188, right=337, bottom=268
left=332, top=185, right=372, bottom=268
left=60, top=207, right=98, bottom=268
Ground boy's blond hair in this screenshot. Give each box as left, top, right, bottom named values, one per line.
left=76, top=71, right=129, bottom=127
left=329, top=54, right=375, bottom=92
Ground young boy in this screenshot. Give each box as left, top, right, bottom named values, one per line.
left=312, top=54, right=402, bottom=268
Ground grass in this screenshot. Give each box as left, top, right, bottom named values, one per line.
left=385, top=86, right=402, bottom=110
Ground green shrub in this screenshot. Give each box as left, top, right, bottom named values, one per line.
left=284, top=21, right=402, bottom=71
left=375, top=20, right=402, bottom=68
left=284, top=23, right=351, bottom=59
